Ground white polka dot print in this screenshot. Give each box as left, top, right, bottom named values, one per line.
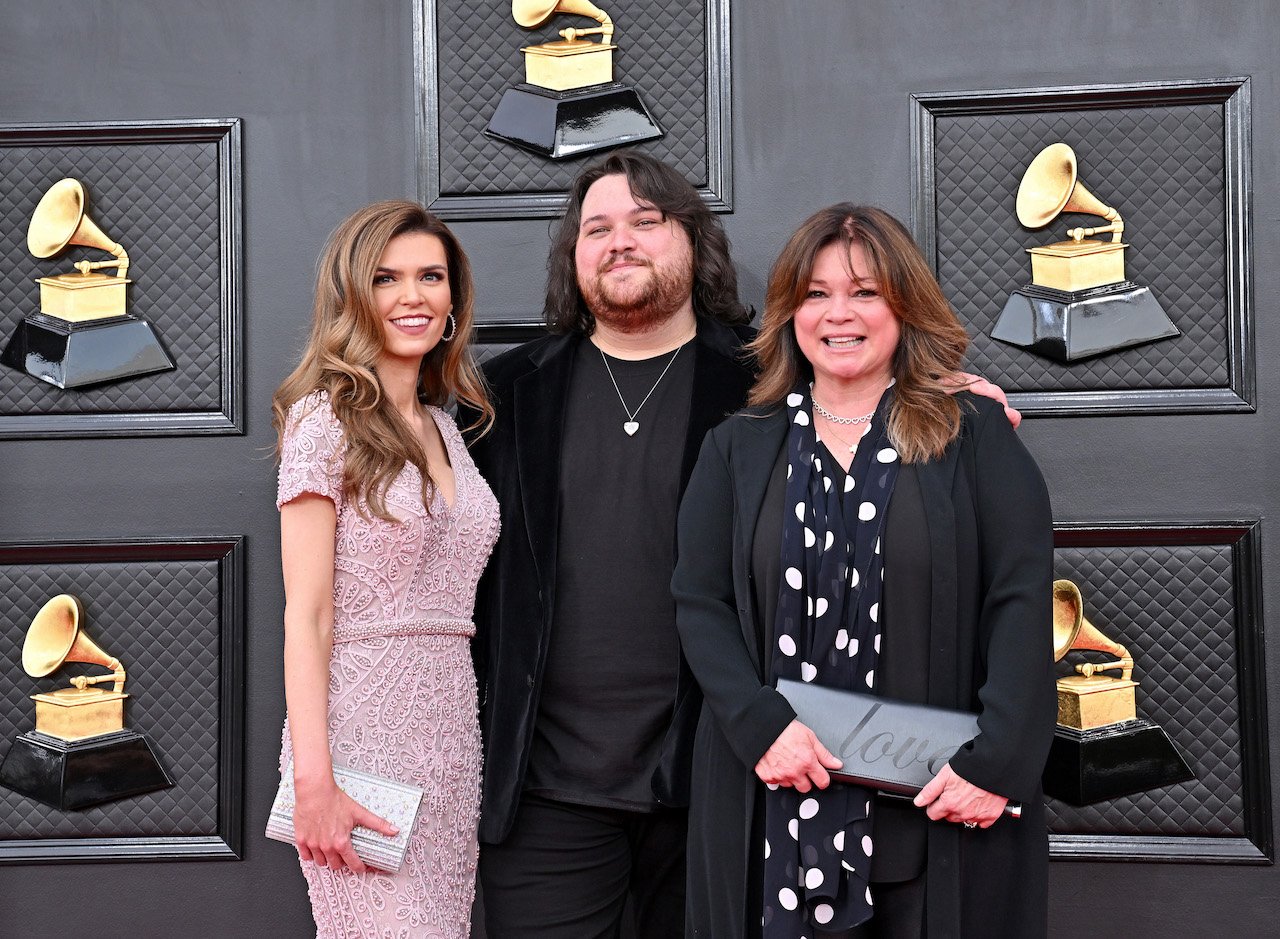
left=794, top=411, right=810, bottom=426
left=800, top=662, right=817, bottom=682
left=805, top=867, right=824, bottom=889
left=864, top=669, right=875, bottom=687
left=778, top=635, right=797, bottom=656
left=815, top=597, right=828, bottom=617
left=833, top=830, right=845, bottom=851
left=788, top=818, right=799, bottom=840
left=844, top=475, right=854, bottom=492
left=877, top=447, right=898, bottom=463
left=799, top=798, right=819, bottom=819
left=779, top=886, right=798, bottom=911
left=804, top=527, right=816, bottom=547
left=787, top=392, right=804, bottom=407
left=862, top=834, right=873, bottom=856
left=814, top=902, right=834, bottom=925
left=785, top=567, right=803, bottom=590
left=835, top=628, right=849, bottom=650
left=858, top=502, right=876, bottom=521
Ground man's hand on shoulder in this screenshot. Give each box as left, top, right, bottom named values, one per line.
left=943, top=372, right=1021, bottom=429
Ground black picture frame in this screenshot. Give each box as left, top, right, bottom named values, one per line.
left=0, top=537, right=244, bottom=863
left=1046, top=521, right=1270, bottom=864
left=413, top=0, right=732, bottom=219
left=911, top=78, right=1253, bottom=416
left=0, top=118, right=243, bottom=438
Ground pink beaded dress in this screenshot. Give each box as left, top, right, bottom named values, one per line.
left=276, top=392, right=499, bottom=939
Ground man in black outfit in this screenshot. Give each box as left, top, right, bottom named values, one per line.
left=466, top=152, right=1016, bottom=937
left=466, top=152, right=753, bottom=937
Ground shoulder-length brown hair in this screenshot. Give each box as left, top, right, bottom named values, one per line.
left=544, top=150, right=749, bottom=333
left=271, top=200, right=492, bottom=520
left=748, top=204, right=970, bottom=463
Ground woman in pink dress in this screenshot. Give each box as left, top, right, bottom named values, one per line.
left=271, top=201, right=499, bottom=938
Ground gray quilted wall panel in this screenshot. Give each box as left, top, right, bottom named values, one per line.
left=930, top=104, right=1229, bottom=392
left=0, top=140, right=224, bottom=415
left=434, top=0, right=708, bottom=194
left=1047, top=543, right=1242, bottom=838
left=0, top=560, right=221, bottom=840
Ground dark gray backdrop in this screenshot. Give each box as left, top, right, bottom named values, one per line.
left=1, top=1, right=1276, bottom=936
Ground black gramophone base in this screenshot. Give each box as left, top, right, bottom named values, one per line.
left=0, top=729, right=173, bottom=810
left=991, top=282, right=1180, bottom=363
left=1, top=312, right=175, bottom=389
left=1042, top=718, right=1195, bottom=806
left=485, top=81, right=663, bottom=160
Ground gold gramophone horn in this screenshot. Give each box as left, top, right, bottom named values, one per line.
left=1015, top=143, right=1123, bottom=243
left=514, top=0, right=609, bottom=27
left=21, top=594, right=126, bottom=693
left=26, top=178, right=129, bottom=277
left=1052, top=579, right=1133, bottom=680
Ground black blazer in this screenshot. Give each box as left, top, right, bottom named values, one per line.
left=672, top=393, right=1056, bottom=939
left=464, top=317, right=756, bottom=844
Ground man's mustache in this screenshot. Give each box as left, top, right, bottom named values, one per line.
left=599, top=254, right=651, bottom=274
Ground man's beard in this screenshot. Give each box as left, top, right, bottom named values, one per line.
left=579, top=251, right=694, bottom=333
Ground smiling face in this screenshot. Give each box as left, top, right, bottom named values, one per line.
left=372, top=231, right=452, bottom=373
left=573, top=173, right=695, bottom=332
left=793, top=240, right=901, bottom=398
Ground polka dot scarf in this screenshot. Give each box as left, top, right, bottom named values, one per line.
left=763, top=382, right=900, bottom=936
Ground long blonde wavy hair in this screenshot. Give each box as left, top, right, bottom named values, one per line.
left=748, top=204, right=970, bottom=463
left=272, top=201, right=493, bottom=520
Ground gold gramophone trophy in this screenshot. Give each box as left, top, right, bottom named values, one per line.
left=1041, top=580, right=1193, bottom=806
left=1, top=178, right=175, bottom=389
left=0, top=594, right=171, bottom=810
left=990, top=143, right=1180, bottom=362
left=485, top=0, right=663, bottom=159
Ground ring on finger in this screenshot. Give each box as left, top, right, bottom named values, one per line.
left=962, top=820, right=977, bottom=829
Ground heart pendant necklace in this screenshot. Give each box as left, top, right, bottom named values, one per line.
left=600, top=344, right=684, bottom=437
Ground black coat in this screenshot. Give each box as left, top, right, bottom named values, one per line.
left=464, top=318, right=756, bottom=845
left=671, top=393, right=1056, bottom=939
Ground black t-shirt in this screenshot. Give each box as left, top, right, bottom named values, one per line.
left=524, top=338, right=696, bottom=810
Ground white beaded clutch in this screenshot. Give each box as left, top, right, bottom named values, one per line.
left=266, top=760, right=425, bottom=873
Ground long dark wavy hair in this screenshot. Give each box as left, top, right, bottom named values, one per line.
left=544, top=150, right=749, bottom=333
left=272, top=201, right=492, bottom=520
left=748, top=204, right=970, bottom=463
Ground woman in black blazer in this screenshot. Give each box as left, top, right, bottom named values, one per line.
left=672, top=205, right=1056, bottom=938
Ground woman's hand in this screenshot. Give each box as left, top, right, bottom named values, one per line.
left=755, top=719, right=844, bottom=792
left=292, top=773, right=399, bottom=873
left=944, top=372, right=1022, bottom=429
left=913, top=762, right=1008, bottom=828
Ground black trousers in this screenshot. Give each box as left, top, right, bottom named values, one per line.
left=479, top=792, right=687, bottom=939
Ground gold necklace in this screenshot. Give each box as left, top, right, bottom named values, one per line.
left=816, top=414, right=870, bottom=454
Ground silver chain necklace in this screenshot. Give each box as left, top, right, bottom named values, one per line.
left=599, top=344, right=684, bottom=436
left=811, top=395, right=876, bottom=426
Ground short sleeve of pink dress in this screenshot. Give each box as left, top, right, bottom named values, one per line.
left=276, top=392, right=500, bottom=939
left=278, top=393, right=346, bottom=511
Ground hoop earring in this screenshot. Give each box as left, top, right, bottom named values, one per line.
left=441, top=312, right=457, bottom=343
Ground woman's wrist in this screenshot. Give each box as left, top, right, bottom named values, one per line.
left=292, top=758, right=337, bottom=792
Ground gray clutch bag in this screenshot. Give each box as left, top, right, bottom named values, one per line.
left=266, top=760, right=425, bottom=873
left=777, top=678, right=979, bottom=796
